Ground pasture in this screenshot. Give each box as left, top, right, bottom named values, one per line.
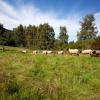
left=0, top=50, right=100, bottom=100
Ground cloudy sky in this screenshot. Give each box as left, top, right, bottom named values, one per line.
left=0, top=0, right=100, bottom=41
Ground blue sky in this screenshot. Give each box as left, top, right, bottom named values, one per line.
left=0, top=0, right=100, bottom=41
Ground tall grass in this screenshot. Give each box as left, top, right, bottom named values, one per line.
left=0, top=51, right=100, bottom=100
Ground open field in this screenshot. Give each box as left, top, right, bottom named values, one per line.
left=0, top=50, right=100, bottom=100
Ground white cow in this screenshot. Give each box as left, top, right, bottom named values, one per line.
left=58, top=51, right=64, bottom=54
left=82, top=49, right=92, bottom=54
left=68, top=48, right=79, bottom=55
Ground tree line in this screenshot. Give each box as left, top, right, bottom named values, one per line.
left=0, top=14, right=100, bottom=50
left=0, top=23, right=68, bottom=50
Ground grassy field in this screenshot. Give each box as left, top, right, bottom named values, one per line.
left=0, top=50, right=100, bottom=100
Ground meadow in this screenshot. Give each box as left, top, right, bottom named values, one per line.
left=0, top=49, right=100, bottom=100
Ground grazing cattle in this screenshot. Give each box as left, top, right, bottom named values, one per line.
left=22, top=50, right=26, bottom=53
left=82, top=49, right=92, bottom=54
left=68, top=48, right=79, bottom=55
left=58, top=51, right=64, bottom=54
left=32, top=50, right=37, bottom=54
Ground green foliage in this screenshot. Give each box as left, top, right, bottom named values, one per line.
left=25, top=25, right=37, bottom=48
left=13, top=24, right=26, bottom=47
left=91, top=35, right=100, bottom=50
left=57, top=26, right=69, bottom=50
left=68, top=40, right=95, bottom=50
left=0, top=24, right=5, bottom=45
left=0, top=23, right=55, bottom=50
left=77, top=14, right=97, bottom=41
left=36, top=23, right=55, bottom=50
left=59, top=26, right=68, bottom=43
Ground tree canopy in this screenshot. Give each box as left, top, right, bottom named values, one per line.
left=77, top=14, right=97, bottom=41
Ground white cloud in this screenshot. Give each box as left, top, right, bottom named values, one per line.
left=0, top=0, right=20, bottom=19
left=0, top=0, right=99, bottom=41
left=95, top=13, right=100, bottom=35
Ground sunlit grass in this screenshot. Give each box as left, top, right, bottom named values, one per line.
left=0, top=51, right=100, bottom=100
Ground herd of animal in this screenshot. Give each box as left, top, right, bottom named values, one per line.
left=22, top=49, right=100, bottom=57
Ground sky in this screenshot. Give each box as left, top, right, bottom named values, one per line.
left=0, top=0, right=100, bottom=41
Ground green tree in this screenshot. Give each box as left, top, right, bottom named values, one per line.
left=13, top=24, right=25, bottom=47
left=0, top=24, right=4, bottom=33
left=0, top=24, right=5, bottom=45
left=0, top=24, right=13, bottom=46
left=25, top=25, right=37, bottom=48
left=77, top=14, right=97, bottom=41
left=3, top=30, right=15, bottom=46
left=37, top=23, right=55, bottom=50
left=59, top=26, right=68, bottom=43
left=58, top=26, right=69, bottom=49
